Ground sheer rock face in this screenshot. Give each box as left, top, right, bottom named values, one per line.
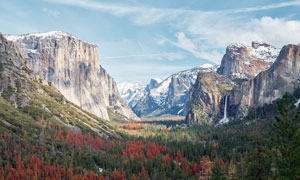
left=217, top=41, right=280, bottom=80
left=5, top=31, right=138, bottom=121
left=185, top=71, right=234, bottom=124
left=230, top=44, right=300, bottom=118
left=186, top=43, right=300, bottom=125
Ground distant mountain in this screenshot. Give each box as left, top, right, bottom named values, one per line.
left=5, top=31, right=138, bottom=121
left=118, top=82, right=146, bottom=108
left=120, top=64, right=217, bottom=117
left=217, top=41, right=280, bottom=80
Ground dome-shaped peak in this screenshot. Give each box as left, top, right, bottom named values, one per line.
left=200, top=63, right=214, bottom=69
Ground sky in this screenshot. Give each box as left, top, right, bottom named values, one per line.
left=1, top=0, right=300, bottom=84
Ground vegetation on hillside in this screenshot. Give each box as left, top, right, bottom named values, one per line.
left=0, top=92, right=299, bottom=179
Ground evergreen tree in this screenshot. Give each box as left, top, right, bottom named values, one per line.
left=211, top=159, right=226, bottom=180
left=236, top=158, right=247, bottom=180
left=273, top=92, right=300, bottom=179
left=246, top=119, right=271, bottom=180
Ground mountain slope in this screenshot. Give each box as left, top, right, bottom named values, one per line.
left=0, top=32, right=118, bottom=138
left=5, top=31, right=138, bottom=121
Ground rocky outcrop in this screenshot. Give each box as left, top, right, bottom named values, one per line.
left=185, top=71, right=234, bottom=124
left=132, top=64, right=218, bottom=117
left=5, top=31, right=138, bottom=121
left=0, top=33, right=35, bottom=107
left=217, top=41, right=280, bottom=80
left=230, top=44, right=300, bottom=118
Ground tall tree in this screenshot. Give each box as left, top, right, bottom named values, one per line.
left=273, top=92, right=300, bottom=179
left=211, top=159, right=226, bottom=180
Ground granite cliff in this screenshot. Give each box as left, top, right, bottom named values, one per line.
left=217, top=41, right=280, bottom=80
left=230, top=44, right=300, bottom=118
left=185, top=71, right=234, bottom=124
left=5, top=31, right=138, bottom=121
left=0, top=32, right=118, bottom=138
left=186, top=42, right=300, bottom=125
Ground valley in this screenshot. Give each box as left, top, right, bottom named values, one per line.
left=0, top=29, right=300, bottom=180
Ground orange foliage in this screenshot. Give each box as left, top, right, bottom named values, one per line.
left=162, top=154, right=171, bottom=165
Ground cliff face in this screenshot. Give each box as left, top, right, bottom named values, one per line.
left=0, top=32, right=118, bottom=138
left=5, top=31, right=138, bottom=121
left=230, top=44, right=300, bottom=118
left=185, top=71, right=234, bottom=124
left=186, top=42, right=300, bottom=125
left=217, top=41, right=280, bottom=80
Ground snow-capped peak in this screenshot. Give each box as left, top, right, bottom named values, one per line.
left=118, top=82, right=145, bottom=96
left=5, top=31, right=95, bottom=45
left=118, top=82, right=146, bottom=108
left=152, top=78, right=162, bottom=84
left=200, top=63, right=214, bottom=69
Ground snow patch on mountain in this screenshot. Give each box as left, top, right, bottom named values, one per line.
left=218, top=41, right=280, bottom=80
left=118, top=82, right=146, bottom=108
left=250, top=41, right=280, bottom=63
left=200, top=63, right=214, bottom=69
left=295, top=99, right=300, bottom=107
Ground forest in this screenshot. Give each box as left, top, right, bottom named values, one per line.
left=0, top=93, right=299, bottom=179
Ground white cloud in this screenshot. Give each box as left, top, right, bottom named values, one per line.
left=251, top=17, right=300, bottom=46
left=44, top=0, right=300, bottom=63
left=102, top=52, right=183, bottom=61
left=161, top=32, right=223, bottom=64
left=42, top=8, right=60, bottom=17
left=43, top=0, right=300, bottom=25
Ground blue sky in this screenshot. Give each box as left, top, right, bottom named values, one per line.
left=1, top=0, right=300, bottom=84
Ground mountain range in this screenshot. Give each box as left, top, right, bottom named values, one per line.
left=119, top=64, right=217, bottom=117
left=119, top=41, right=300, bottom=125
left=2, top=30, right=299, bottom=126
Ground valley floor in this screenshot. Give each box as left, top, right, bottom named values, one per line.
left=1, top=94, right=300, bottom=179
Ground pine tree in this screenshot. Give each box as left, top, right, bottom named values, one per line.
left=211, top=159, right=226, bottom=180
left=246, top=118, right=271, bottom=180
left=236, top=158, right=247, bottom=180
left=273, top=92, right=300, bottom=179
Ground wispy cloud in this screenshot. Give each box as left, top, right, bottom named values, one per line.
left=42, top=8, right=60, bottom=17
left=159, top=32, right=223, bottom=64
left=43, top=0, right=300, bottom=24
left=43, top=0, right=300, bottom=64
left=102, top=52, right=183, bottom=61
left=230, top=1, right=300, bottom=13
